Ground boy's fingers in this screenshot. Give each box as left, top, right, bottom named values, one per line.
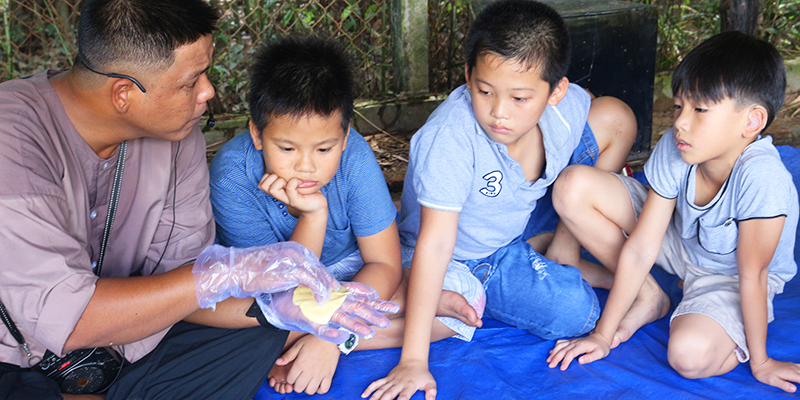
left=424, top=386, right=438, bottom=400
left=558, top=348, right=580, bottom=370
left=361, top=379, right=383, bottom=398
left=578, top=349, right=601, bottom=364
left=258, top=174, right=278, bottom=191
left=278, top=343, right=302, bottom=365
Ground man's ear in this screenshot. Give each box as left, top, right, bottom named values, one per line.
left=743, top=106, right=768, bottom=138
left=110, top=79, right=136, bottom=113
left=547, top=77, right=570, bottom=106
left=249, top=119, right=263, bottom=150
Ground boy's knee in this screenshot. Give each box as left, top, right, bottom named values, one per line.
left=667, top=334, right=716, bottom=379
left=587, top=96, right=637, bottom=145
left=553, top=164, right=595, bottom=215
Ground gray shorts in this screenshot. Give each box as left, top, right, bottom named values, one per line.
left=617, top=174, right=785, bottom=362
left=401, top=246, right=486, bottom=342
left=338, top=248, right=487, bottom=341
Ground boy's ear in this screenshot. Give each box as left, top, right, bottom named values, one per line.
left=249, top=119, right=263, bottom=150
left=547, top=77, right=570, bottom=106
left=743, top=106, right=768, bottom=138
left=342, top=124, right=350, bottom=151
left=464, top=64, right=471, bottom=89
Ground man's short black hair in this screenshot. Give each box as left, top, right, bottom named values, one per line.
left=672, top=31, right=786, bottom=129
left=248, top=36, right=355, bottom=133
left=76, top=0, right=218, bottom=72
left=465, top=0, right=570, bottom=92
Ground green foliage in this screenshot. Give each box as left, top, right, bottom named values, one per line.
left=633, top=0, right=800, bottom=71
left=1, top=0, right=797, bottom=109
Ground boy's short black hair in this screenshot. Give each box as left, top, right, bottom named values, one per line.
left=672, top=31, right=786, bottom=129
left=465, top=0, right=570, bottom=92
left=76, top=0, right=218, bottom=72
left=249, top=36, right=354, bottom=133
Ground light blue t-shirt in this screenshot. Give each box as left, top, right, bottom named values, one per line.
left=397, top=83, right=591, bottom=260
left=209, top=128, right=397, bottom=266
left=644, top=129, right=799, bottom=282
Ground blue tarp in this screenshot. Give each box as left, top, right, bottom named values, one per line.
left=255, top=145, right=800, bottom=400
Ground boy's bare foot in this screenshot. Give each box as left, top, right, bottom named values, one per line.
left=527, top=232, right=554, bottom=254
left=611, top=274, right=670, bottom=348
left=437, top=290, right=482, bottom=327
left=268, top=361, right=294, bottom=394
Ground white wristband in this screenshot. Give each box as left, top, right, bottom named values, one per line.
left=338, top=333, right=358, bottom=355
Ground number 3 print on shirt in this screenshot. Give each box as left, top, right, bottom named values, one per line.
left=480, top=170, right=503, bottom=197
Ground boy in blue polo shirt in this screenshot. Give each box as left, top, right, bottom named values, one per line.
left=209, top=36, right=402, bottom=395
left=363, top=1, right=638, bottom=398
left=548, top=32, right=800, bottom=393
left=210, top=37, right=473, bottom=396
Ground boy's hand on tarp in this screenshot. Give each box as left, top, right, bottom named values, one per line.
left=257, top=281, right=400, bottom=345
left=547, top=332, right=612, bottom=370
left=750, top=357, right=800, bottom=393
left=362, top=359, right=437, bottom=400
left=192, top=242, right=340, bottom=310
left=259, top=173, right=328, bottom=216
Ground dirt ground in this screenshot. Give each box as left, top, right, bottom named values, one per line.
left=369, top=89, right=800, bottom=198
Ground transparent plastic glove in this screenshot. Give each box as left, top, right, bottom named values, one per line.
left=256, top=281, right=401, bottom=344
left=192, top=242, right=340, bottom=310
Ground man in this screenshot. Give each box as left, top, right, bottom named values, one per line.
left=0, top=1, right=390, bottom=399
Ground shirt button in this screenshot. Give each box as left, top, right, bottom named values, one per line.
left=278, top=204, right=284, bottom=209
left=103, top=162, right=109, bottom=169
left=91, top=261, right=97, bottom=270
left=90, top=211, right=97, bottom=219
left=282, top=211, right=288, bottom=216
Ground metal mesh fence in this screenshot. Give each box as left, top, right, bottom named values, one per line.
left=0, top=1, right=80, bottom=80
left=2, top=0, right=797, bottom=114
left=0, top=0, right=396, bottom=115
left=428, top=0, right=473, bottom=94
left=210, top=0, right=393, bottom=113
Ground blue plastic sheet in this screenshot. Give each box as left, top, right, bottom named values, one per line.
left=255, top=145, right=800, bottom=400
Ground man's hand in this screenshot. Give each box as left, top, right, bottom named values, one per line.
left=259, top=173, right=328, bottom=216
left=750, top=357, right=800, bottom=393
left=547, top=332, right=612, bottom=370
left=362, top=359, right=437, bottom=400
left=192, top=242, right=340, bottom=310
left=257, top=281, right=400, bottom=344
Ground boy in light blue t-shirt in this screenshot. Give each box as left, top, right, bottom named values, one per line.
left=364, top=1, right=638, bottom=398
left=548, top=32, right=800, bottom=393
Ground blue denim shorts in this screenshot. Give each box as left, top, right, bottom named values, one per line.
left=462, top=237, right=599, bottom=340
left=523, top=122, right=599, bottom=239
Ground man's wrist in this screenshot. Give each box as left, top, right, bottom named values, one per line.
left=245, top=298, right=281, bottom=330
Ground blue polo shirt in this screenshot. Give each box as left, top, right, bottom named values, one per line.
left=397, top=83, right=591, bottom=260
left=209, top=128, right=397, bottom=266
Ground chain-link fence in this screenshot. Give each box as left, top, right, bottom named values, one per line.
left=428, top=0, right=473, bottom=93
left=0, top=0, right=401, bottom=115
left=2, top=0, right=797, bottom=115
left=210, top=0, right=393, bottom=113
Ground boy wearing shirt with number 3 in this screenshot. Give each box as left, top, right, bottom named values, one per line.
left=364, top=1, right=639, bottom=398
